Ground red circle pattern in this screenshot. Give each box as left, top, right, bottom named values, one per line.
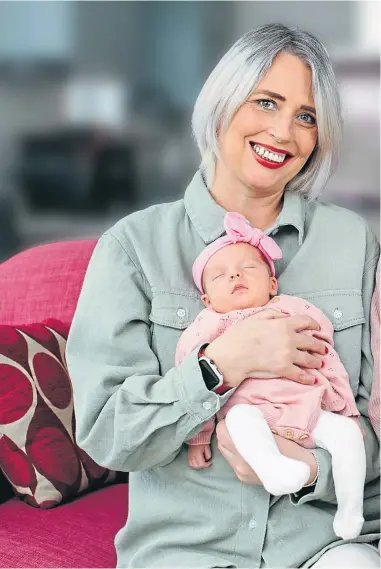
left=0, top=364, right=33, bottom=424
left=32, top=352, right=72, bottom=409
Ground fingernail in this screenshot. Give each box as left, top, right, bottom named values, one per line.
left=325, top=346, right=329, bottom=354
left=321, top=360, right=325, bottom=368
left=301, top=374, right=313, bottom=383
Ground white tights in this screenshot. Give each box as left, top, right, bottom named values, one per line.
left=225, top=404, right=366, bottom=541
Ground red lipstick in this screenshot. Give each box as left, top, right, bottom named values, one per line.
left=250, top=142, right=293, bottom=170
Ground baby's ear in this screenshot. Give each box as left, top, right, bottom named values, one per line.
left=270, top=277, right=278, bottom=296
left=201, top=294, right=211, bottom=308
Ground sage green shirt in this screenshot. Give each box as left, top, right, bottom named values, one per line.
left=67, top=171, right=380, bottom=568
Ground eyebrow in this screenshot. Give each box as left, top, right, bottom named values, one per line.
left=254, top=90, right=316, bottom=115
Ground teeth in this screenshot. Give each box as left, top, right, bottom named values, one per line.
left=253, top=144, right=287, bottom=163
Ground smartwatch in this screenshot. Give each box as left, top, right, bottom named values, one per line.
left=198, top=355, right=224, bottom=391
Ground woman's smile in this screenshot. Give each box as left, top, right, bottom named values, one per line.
left=249, top=141, right=294, bottom=170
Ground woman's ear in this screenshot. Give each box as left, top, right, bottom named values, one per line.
left=201, top=294, right=212, bottom=308
left=270, top=277, right=278, bottom=296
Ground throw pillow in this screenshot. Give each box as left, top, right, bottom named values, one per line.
left=0, top=319, right=117, bottom=508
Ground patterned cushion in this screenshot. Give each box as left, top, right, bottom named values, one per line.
left=0, top=319, right=116, bottom=508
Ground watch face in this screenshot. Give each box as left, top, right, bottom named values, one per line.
left=199, top=359, right=219, bottom=390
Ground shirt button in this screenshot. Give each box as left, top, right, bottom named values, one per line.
left=177, top=308, right=186, bottom=319
left=249, top=519, right=257, bottom=530
left=333, top=308, right=343, bottom=319
left=202, top=401, right=212, bottom=411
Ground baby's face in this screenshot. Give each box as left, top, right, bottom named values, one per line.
left=202, top=243, right=278, bottom=313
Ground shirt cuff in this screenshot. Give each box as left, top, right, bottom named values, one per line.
left=176, top=348, right=222, bottom=422
left=289, top=448, right=336, bottom=506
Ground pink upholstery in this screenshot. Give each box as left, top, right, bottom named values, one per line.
left=0, top=483, right=128, bottom=568
left=0, top=239, right=129, bottom=568
left=0, top=240, right=97, bottom=325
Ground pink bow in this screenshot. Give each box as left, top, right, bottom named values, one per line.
left=224, top=212, right=282, bottom=263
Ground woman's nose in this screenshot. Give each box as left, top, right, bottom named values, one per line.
left=268, top=114, right=294, bottom=143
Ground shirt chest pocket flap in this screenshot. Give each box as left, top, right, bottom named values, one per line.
left=149, top=289, right=203, bottom=330
left=306, top=290, right=365, bottom=331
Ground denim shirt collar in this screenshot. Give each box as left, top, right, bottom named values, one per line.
left=184, top=170, right=306, bottom=246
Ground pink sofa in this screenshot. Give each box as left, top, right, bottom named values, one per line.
left=0, top=240, right=129, bottom=568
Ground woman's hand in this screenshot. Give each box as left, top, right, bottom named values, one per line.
left=216, top=419, right=318, bottom=486
left=205, top=309, right=326, bottom=388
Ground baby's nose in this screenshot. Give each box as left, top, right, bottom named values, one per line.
left=230, top=271, right=241, bottom=279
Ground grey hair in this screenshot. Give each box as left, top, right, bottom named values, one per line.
left=191, top=23, right=342, bottom=199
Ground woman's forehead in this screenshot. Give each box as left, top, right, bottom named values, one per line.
left=253, top=52, right=315, bottom=106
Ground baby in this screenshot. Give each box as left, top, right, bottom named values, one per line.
left=175, top=212, right=366, bottom=541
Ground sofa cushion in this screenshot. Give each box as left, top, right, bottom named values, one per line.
left=0, top=319, right=117, bottom=508
left=0, top=240, right=97, bottom=326
left=0, top=482, right=128, bottom=568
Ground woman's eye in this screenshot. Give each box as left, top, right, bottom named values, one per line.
left=298, top=113, right=316, bottom=125
left=255, top=99, right=277, bottom=111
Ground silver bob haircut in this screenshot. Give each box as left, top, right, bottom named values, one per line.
left=192, top=23, right=342, bottom=199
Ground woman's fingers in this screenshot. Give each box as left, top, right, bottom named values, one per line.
left=289, top=314, right=321, bottom=333
left=296, top=333, right=327, bottom=356
left=294, top=349, right=323, bottom=370
left=285, top=364, right=316, bottom=385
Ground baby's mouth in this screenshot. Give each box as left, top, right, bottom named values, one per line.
left=232, top=284, right=247, bottom=293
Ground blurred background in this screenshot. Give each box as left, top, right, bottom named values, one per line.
left=0, top=0, right=379, bottom=261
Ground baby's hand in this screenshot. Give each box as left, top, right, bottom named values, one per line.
left=188, top=444, right=212, bottom=469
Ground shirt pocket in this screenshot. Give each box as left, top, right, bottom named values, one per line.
left=303, top=290, right=365, bottom=394
left=149, top=289, right=203, bottom=375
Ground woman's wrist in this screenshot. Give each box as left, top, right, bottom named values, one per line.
left=204, top=343, right=238, bottom=388
left=303, top=451, right=319, bottom=487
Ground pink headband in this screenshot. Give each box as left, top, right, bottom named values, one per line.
left=192, top=212, right=282, bottom=294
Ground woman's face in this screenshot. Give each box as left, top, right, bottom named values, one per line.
left=217, top=51, right=318, bottom=195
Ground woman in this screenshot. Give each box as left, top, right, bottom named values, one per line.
left=67, top=24, right=380, bottom=567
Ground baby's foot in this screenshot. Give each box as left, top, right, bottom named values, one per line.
left=333, top=511, right=364, bottom=540
left=259, top=455, right=310, bottom=496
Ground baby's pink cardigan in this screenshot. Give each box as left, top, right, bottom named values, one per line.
left=176, top=294, right=360, bottom=448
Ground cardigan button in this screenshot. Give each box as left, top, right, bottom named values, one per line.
left=285, top=429, right=294, bottom=439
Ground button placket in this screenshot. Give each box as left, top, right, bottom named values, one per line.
left=249, top=518, right=257, bottom=530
